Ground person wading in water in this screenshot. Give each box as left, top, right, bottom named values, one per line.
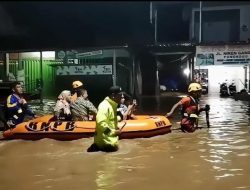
left=87, top=86, right=123, bottom=152
left=166, top=82, right=210, bottom=132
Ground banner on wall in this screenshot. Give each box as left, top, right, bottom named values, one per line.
left=56, top=65, right=112, bottom=76
left=196, top=45, right=250, bottom=65
left=56, top=50, right=103, bottom=60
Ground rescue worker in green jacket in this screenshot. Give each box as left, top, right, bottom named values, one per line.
left=87, top=86, right=123, bottom=152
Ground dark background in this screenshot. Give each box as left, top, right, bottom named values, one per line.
left=0, top=2, right=189, bottom=50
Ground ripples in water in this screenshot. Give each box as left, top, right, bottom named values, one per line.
left=0, top=95, right=250, bottom=190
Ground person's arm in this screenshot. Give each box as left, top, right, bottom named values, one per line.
left=18, top=98, right=35, bottom=117
left=198, top=104, right=210, bottom=113
left=123, top=103, right=135, bottom=120
left=54, top=101, right=63, bottom=120
left=24, top=104, right=35, bottom=117
left=165, top=101, right=182, bottom=117
left=86, top=101, right=97, bottom=114
left=6, top=95, right=19, bottom=112
left=96, top=105, right=120, bottom=136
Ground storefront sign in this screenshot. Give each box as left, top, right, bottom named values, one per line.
left=56, top=50, right=103, bottom=59
left=196, top=45, right=250, bottom=65
left=56, top=65, right=112, bottom=76
left=76, top=50, right=102, bottom=58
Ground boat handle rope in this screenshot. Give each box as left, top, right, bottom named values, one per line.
left=49, top=126, right=75, bottom=132
left=49, top=123, right=95, bottom=132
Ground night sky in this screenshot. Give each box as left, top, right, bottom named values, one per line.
left=0, top=2, right=189, bottom=50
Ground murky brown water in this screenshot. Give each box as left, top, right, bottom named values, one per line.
left=0, top=94, right=250, bottom=190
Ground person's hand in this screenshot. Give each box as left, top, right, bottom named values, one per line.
left=128, top=104, right=134, bottom=109
left=82, top=116, right=89, bottom=121
left=199, top=105, right=210, bottom=113
left=165, top=112, right=172, bottom=118
left=88, top=115, right=94, bottom=121
left=19, top=98, right=27, bottom=104
left=123, top=114, right=128, bottom=120
left=205, top=104, right=210, bottom=111
left=115, top=129, right=122, bottom=136
left=117, top=121, right=126, bottom=135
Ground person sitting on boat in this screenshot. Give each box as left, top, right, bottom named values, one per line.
left=117, top=92, right=137, bottom=120
left=71, top=80, right=84, bottom=102
left=54, top=90, right=72, bottom=121
left=166, top=82, right=209, bottom=133
left=6, top=82, right=35, bottom=127
left=70, top=88, right=97, bottom=121
left=87, top=86, right=123, bottom=152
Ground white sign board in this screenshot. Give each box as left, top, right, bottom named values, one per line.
left=196, top=45, right=250, bottom=65
left=56, top=65, right=112, bottom=76
left=76, top=50, right=103, bottom=58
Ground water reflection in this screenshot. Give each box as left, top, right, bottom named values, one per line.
left=95, top=154, right=123, bottom=190
left=199, top=96, right=250, bottom=186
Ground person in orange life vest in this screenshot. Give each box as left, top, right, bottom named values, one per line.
left=166, top=83, right=208, bottom=133
left=6, top=82, right=35, bottom=126
left=71, top=80, right=83, bottom=102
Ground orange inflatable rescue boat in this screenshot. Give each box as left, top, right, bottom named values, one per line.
left=2, top=115, right=172, bottom=140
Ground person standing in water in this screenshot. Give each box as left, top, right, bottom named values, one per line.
left=166, top=82, right=209, bottom=132
left=87, top=86, right=123, bottom=152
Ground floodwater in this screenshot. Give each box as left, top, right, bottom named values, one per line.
left=0, top=94, right=250, bottom=190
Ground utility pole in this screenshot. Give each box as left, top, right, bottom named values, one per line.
left=5, top=53, right=9, bottom=80
left=199, top=1, right=202, bottom=43
left=154, top=9, right=158, bottom=44
left=40, top=51, right=43, bottom=104
left=150, top=2, right=153, bottom=24
left=150, top=2, right=158, bottom=44
left=112, top=49, right=116, bottom=86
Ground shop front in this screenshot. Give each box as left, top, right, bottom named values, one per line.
left=195, top=44, right=250, bottom=95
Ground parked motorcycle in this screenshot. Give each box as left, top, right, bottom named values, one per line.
left=201, top=82, right=208, bottom=94
left=220, top=82, right=229, bottom=97
left=228, top=82, right=237, bottom=96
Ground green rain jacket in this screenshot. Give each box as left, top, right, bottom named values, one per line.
left=94, top=97, right=119, bottom=149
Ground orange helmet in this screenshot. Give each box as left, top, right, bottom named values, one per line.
left=72, top=81, right=83, bottom=89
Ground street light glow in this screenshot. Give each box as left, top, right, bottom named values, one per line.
left=183, top=68, right=190, bottom=76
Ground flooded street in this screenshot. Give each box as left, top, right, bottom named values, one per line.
left=0, top=94, right=250, bottom=190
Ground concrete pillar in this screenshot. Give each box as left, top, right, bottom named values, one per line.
left=40, top=51, right=43, bottom=104
left=5, top=53, right=9, bottom=77
left=112, top=49, right=116, bottom=86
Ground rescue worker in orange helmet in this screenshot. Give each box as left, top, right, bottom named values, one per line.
left=166, top=82, right=210, bottom=132
left=71, top=80, right=83, bottom=102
